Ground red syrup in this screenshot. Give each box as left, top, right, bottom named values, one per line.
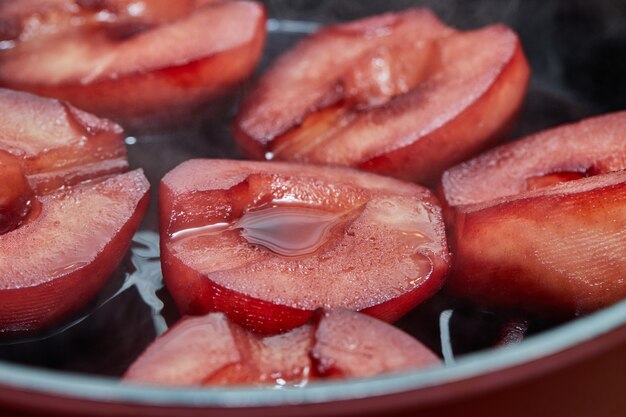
left=171, top=203, right=345, bottom=257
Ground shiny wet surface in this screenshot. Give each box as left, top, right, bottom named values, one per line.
left=0, top=5, right=611, bottom=379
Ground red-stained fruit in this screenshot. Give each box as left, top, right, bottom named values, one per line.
left=440, top=112, right=626, bottom=315
left=0, top=150, right=33, bottom=235
left=160, top=159, right=450, bottom=334
left=0, top=88, right=127, bottom=194
left=123, top=309, right=441, bottom=386
left=0, top=0, right=267, bottom=130
left=311, top=309, right=442, bottom=379
left=0, top=170, right=150, bottom=332
left=234, top=8, right=530, bottom=185
left=0, top=89, right=150, bottom=334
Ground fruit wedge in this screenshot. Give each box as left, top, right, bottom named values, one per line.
left=0, top=150, right=33, bottom=235
left=124, top=309, right=441, bottom=386
left=441, top=112, right=626, bottom=315
left=160, top=160, right=450, bottom=333
left=0, top=89, right=149, bottom=334
left=234, top=8, right=529, bottom=185
left=311, top=309, right=441, bottom=378
left=0, top=170, right=150, bottom=332
left=0, top=0, right=266, bottom=130
left=0, top=88, right=127, bottom=194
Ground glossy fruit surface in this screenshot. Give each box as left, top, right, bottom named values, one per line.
left=441, top=112, right=626, bottom=315
left=0, top=88, right=127, bottom=194
left=441, top=112, right=626, bottom=208
left=0, top=89, right=149, bottom=333
left=311, top=309, right=441, bottom=378
left=124, top=309, right=441, bottom=386
left=0, top=0, right=267, bottom=130
left=0, top=170, right=150, bottom=332
left=160, top=159, right=450, bottom=333
left=0, top=150, right=33, bottom=235
left=234, top=8, right=530, bottom=184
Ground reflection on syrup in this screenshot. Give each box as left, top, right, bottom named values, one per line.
left=122, top=231, right=167, bottom=336
left=172, top=204, right=344, bottom=257
left=268, top=365, right=311, bottom=389
left=239, top=205, right=343, bottom=257
left=49, top=261, right=90, bottom=278
left=170, top=222, right=231, bottom=240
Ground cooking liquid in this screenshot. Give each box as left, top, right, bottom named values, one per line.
left=238, top=204, right=344, bottom=257
left=0, top=18, right=591, bottom=383
left=172, top=204, right=345, bottom=257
